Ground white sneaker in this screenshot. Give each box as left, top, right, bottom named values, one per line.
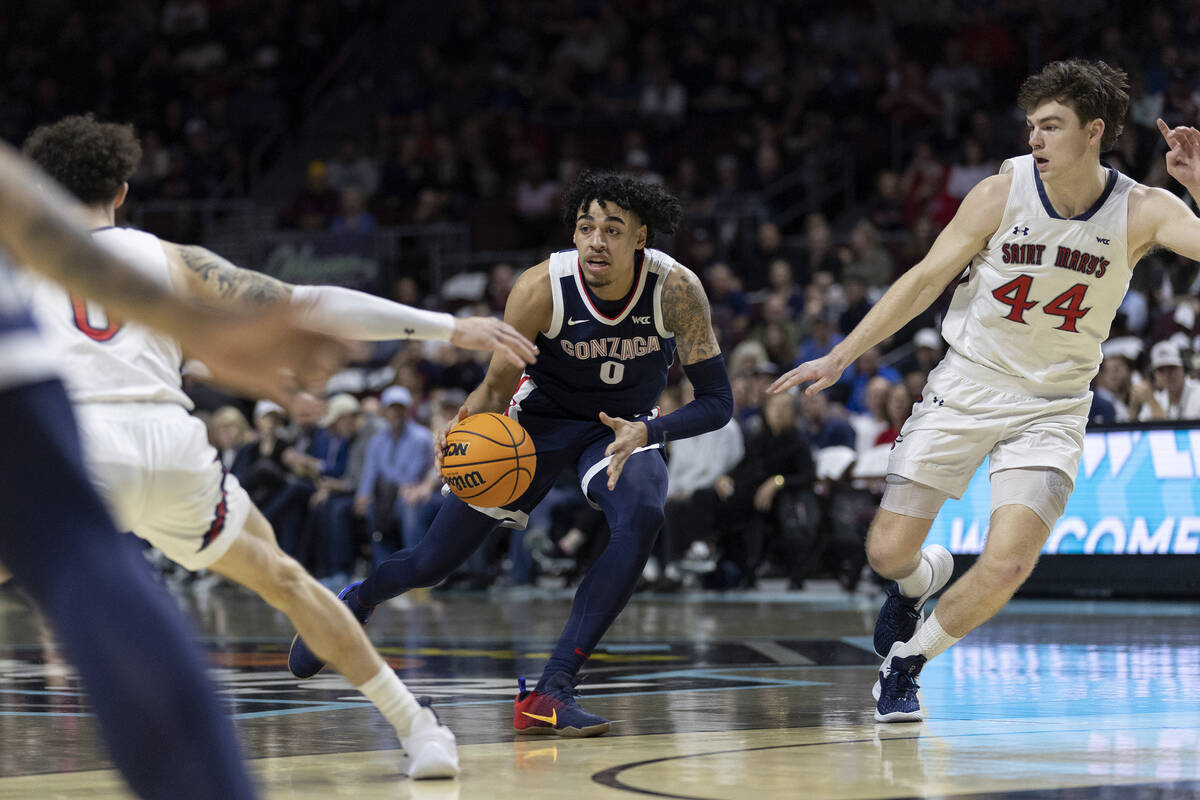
left=402, top=701, right=460, bottom=779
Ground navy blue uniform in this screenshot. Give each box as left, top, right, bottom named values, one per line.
left=358, top=248, right=684, bottom=689
left=465, top=247, right=680, bottom=526
left=0, top=259, right=254, bottom=799
left=518, top=248, right=676, bottom=422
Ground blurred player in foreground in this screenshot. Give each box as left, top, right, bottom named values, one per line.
left=24, top=114, right=536, bottom=778
left=0, top=137, right=349, bottom=798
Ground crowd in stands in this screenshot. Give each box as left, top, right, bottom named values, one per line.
left=0, top=0, right=373, bottom=201
left=14, top=1, right=1200, bottom=591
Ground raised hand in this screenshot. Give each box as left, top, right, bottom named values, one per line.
left=451, top=316, right=538, bottom=368
left=599, top=411, right=648, bottom=491
left=1157, top=118, right=1200, bottom=190
left=766, top=353, right=846, bottom=396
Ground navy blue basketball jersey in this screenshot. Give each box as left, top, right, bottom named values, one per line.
left=0, top=257, right=57, bottom=392
left=513, top=248, right=678, bottom=422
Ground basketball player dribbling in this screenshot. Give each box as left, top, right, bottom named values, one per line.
left=0, top=138, right=350, bottom=799
left=24, top=115, right=536, bottom=778
left=290, top=172, right=734, bottom=737
left=771, top=59, right=1200, bottom=722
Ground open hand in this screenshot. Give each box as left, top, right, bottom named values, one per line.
left=599, top=412, right=648, bottom=491
left=451, top=316, right=538, bottom=369
left=767, top=353, right=846, bottom=396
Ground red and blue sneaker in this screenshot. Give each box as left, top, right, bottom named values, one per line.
left=513, top=674, right=610, bottom=737
left=288, top=580, right=375, bottom=679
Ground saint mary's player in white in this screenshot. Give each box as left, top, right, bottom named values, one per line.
left=770, top=59, right=1200, bottom=722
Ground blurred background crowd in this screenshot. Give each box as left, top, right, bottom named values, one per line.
left=13, top=0, right=1200, bottom=593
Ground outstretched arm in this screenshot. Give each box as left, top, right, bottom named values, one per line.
left=601, top=264, right=732, bottom=490
left=768, top=173, right=1009, bottom=396
left=167, top=242, right=536, bottom=367
left=0, top=141, right=343, bottom=402
left=1136, top=119, right=1200, bottom=263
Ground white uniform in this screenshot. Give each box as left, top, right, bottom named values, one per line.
left=891, top=155, right=1135, bottom=497
left=29, top=227, right=251, bottom=570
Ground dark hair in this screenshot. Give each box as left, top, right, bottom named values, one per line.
left=1017, top=59, right=1130, bottom=151
left=561, top=171, right=683, bottom=244
left=22, top=114, right=142, bottom=205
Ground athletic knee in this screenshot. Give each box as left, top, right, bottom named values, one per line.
left=975, top=551, right=1036, bottom=592
left=865, top=534, right=914, bottom=576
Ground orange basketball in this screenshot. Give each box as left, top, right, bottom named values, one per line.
left=441, top=413, right=536, bottom=507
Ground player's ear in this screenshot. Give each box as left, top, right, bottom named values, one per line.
left=113, top=182, right=129, bottom=210
left=1089, top=119, right=1105, bottom=147
left=635, top=224, right=647, bottom=250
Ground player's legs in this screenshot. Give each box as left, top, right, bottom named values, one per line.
left=864, top=506, right=938, bottom=578
left=539, top=445, right=668, bottom=685
left=210, top=505, right=458, bottom=777
left=868, top=480, right=956, bottom=658
left=356, top=495, right=501, bottom=605
left=210, top=506, right=386, bottom=684
left=0, top=379, right=255, bottom=799
left=512, top=445, right=666, bottom=737
left=935, top=503, right=1049, bottom=635
left=875, top=467, right=1068, bottom=722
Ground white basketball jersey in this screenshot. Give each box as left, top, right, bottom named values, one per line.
left=941, top=154, right=1135, bottom=397
left=29, top=227, right=191, bottom=408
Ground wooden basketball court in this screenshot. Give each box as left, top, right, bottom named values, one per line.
left=1, top=582, right=1197, bottom=799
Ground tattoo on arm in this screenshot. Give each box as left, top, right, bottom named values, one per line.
left=177, top=244, right=290, bottom=307
left=661, top=266, right=721, bottom=364
left=20, top=213, right=167, bottom=309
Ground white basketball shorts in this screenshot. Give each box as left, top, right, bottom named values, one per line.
left=75, top=402, right=252, bottom=571
left=887, top=356, right=1090, bottom=500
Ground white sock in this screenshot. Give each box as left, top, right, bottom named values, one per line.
left=357, top=665, right=422, bottom=736
left=894, top=552, right=933, bottom=598
left=894, top=609, right=960, bottom=662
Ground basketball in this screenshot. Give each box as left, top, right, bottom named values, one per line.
left=441, top=413, right=536, bottom=507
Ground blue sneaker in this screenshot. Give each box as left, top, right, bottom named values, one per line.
left=873, top=545, right=953, bottom=657
left=874, top=642, right=927, bottom=723
left=513, top=674, right=610, bottom=737
left=288, top=581, right=375, bottom=679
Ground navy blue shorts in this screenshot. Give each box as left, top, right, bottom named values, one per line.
left=464, top=412, right=664, bottom=529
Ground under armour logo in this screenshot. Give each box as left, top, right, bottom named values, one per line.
left=1096, top=237, right=1110, bottom=245
left=1013, top=226, right=1029, bottom=236
left=404, top=327, right=415, bottom=335
left=632, top=315, right=651, bottom=324
left=931, top=395, right=945, bottom=407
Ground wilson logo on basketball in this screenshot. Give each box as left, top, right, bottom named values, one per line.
left=445, top=471, right=485, bottom=491
left=441, top=412, right=537, bottom=508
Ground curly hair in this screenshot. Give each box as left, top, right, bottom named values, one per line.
left=1017, top=59, right=1130, bottom=151
left=561, top=171, right=683, bottom=244
left=22, top=115, right=142, bottom=205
